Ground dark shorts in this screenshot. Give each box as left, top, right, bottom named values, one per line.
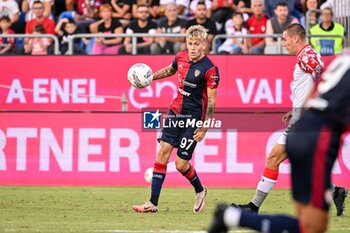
left=158, top=110, right=198, bottom=160
left=286, top=110, right=342, bottom=211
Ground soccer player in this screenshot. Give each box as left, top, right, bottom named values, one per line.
left=132, top=25, right=220, bottom=213
left=208, top=49, right=350, bottom=233
left=232, top=23, right=348, bottom=216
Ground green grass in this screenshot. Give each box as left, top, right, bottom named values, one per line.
left=0, top=186, right=349, bottom=232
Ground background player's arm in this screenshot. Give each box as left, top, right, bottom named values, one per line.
left=152, top=65, right=177, bottom=80
left=282, top=111, right=292, bottom=125
left=193, top=88, right=217, bottom=142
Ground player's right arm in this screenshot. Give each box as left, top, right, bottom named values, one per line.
left=152, top=65, right=177, bottom=80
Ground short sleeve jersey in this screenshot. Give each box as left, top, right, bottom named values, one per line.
left=291, top=44, right=323, bottom=122
left=170, top=51, right=220, bottom=120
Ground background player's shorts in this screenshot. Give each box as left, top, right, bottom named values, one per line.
left=286, top=110, right=342, bottom=211
left=158, top=110, right=198, bottom=161
left=277, top=112, right=299, bottom=145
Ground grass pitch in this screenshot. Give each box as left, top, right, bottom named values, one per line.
left=0, top=186, right=349, bottom=232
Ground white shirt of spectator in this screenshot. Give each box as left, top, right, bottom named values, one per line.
left=291, top=44, right=323, bottom=121
left=0, top=0, right=19, bottom=20
left=218, top=19, right=248, bottom=53
left=25, top=0, right=54, bottom=22
left=160, top=0, right=189, bottom=8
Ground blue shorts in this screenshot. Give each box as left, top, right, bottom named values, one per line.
left=158, top=110, right=198, bottom=160
left=286, top=110, right=342, bottom=211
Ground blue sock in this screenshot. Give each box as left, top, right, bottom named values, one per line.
left=150, top=162, right=167, bottom=206
left=239, top=211, right=300, bottom=233
left=182, top=164, right=204, bottom=193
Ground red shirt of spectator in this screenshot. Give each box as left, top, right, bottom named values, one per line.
left=246, top=14, right=268, bottom=46
left=25, top=1, right=55, bottom=34
left=26, top=17, right=55, bottom=34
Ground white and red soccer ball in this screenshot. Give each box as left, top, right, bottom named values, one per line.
left=128, top=63, right=153, bottom=88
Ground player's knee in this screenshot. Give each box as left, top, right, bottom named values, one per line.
left=156, top=150, right=170, bottom=163
left=175, top=160, right=188, bottom=173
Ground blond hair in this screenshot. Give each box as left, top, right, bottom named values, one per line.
left=186, top=25, right=208, bottom=42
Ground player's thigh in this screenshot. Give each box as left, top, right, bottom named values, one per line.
left=156, top=140, right=174, bottom=164
left=296, top=201, right=329, bottom=233
left=265, top=143, right=287, bottom=169
left=177, top=127, right=197, bottom=161
left=158, top=110, right=180, bottom=148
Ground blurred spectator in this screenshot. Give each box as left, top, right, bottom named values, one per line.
left=186, top=2, right=217, bottom=53
left=265, top=2, right=298, bottom=53
left=107, top=0, right=132, bottom=25
left=25, top=1, right=55, bottom=34
left=65, top=0, right=76, bottom=11
left=119, top=4, right=157, bottom=54
left=91, top=4, right=124, bottom=54
left=264, top=0, right=300, bottom=19
left=0, top=15, right=15, bottom=54
left=55, top=18, right=87, bottom=54
left=310, top=7, right=345, bottom=54
left=246, top=0, right=268, bottom=54
left=24, top=23, right=51, bottom=54
left=321, top=0, right=350, bottom=17
left=234, top=0, right=252, bottom=17
left=218, top=12, right=248, bottom=54
left=189, top=0, right=212, bottom=18
left=151, top=3, right=186, bottom=54
left=0, top=0, right=25, bottom=33
left=75, top=0, right=102, bottom=20
left=0, top=0, right=19, bottom=24
left=300, top=0, right=320, bottom=29
left=22, top=0, right=53, bottom=22
left=158, top=0, right=188, bottom=17
left=211, top=0, right=234, bottom=25
left=132, top=0, right=160, bottom=19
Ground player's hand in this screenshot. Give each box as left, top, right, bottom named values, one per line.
left=193, top=127, right=208, bottom=142
left=282, top=111, right=292, bottom=125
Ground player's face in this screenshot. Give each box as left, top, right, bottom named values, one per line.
left=186, top=38, right=205, bottom=62
left=282, top=31, right=297, bottom=55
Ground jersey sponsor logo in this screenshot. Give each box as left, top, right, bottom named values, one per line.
left=178, top=88, right=191, bottom=96
left=183, top=81, right=197, bottom=88
left=143, top=109, right=162, bottom=128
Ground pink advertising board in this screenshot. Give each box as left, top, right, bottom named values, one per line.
left=1, top=55, right=348, bottom=188
left=0, top=56, right=334, bottom=112
left=0, top=112, right=349, bottom=187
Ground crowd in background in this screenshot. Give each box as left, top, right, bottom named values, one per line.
left=0, top=0, right=347, bottom=55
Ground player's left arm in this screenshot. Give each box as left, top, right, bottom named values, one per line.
left=193, top=66, right=219, bottom=142
left=193, top=87, right=217, bottom=142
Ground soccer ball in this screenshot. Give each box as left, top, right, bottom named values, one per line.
left=144, top=167, right=153, bottom=184
left=128, top=63, right=153, bottom=88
